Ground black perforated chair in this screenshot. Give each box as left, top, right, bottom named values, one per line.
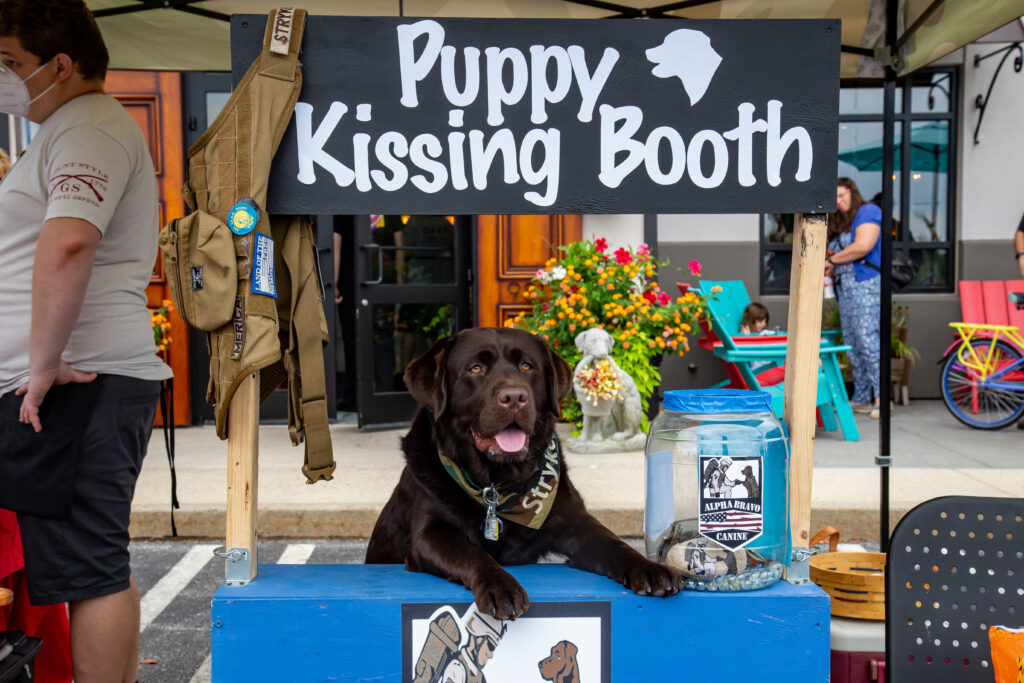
left=885, top=496, right=1024, bottom=682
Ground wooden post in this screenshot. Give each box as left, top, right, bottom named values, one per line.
left=782, top=214, right=827, bottom=549
left=226, top=373, right=259, bottom=582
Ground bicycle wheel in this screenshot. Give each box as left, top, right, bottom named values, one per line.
left=941, top=339, right=1024, bottom=429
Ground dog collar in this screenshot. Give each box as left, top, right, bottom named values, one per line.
left=438, top=434, right=561, bottom=536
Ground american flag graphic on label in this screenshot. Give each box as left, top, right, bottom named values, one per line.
left=698, top=455, right=763, bottom=550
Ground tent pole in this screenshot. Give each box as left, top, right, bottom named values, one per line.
left=878, top=0, right=898, bottom=554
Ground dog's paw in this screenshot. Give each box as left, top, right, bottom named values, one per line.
left=621, top=559, right=683, bottom=597
left=472, top=569, right=531, bottom=620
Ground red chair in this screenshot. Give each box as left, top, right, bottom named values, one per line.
left=957, top=280, right=1024, bottom=353
left=0, top=509, right=73, bottom=683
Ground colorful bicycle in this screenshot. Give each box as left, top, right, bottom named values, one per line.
left=939, top=293, right=1024, bottom=429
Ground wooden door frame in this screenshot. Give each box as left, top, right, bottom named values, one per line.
left=107, top=70, right=189, bottom=425
left=476, top=215, right=583, bottom=328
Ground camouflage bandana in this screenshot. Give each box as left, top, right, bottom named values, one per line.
left=438, top=434, right=561, bottom=531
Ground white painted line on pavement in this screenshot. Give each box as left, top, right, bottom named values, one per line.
left=188, top=653, right=212, bottom=683
left=277, top=543, right=316, bottom=565
left=188, top=544, right=317, bottom=683
left=140, top=544, right=218, bottom=634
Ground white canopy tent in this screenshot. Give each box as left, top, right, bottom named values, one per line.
left=86, top=0, right=1024, bottom=77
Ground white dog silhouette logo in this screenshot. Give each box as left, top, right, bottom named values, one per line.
left=646, top=29, right=722, bottom=106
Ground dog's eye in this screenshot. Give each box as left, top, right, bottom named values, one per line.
left=469, top=364, right=483, bottom=374
left=519, top=361, right=533, bottom=371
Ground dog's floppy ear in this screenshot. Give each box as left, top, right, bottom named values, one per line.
left=403, top=334, right=456, bottom=418
left=545, top=344, right=573, bottom=419
left=573, top=329, right=589, bottom=353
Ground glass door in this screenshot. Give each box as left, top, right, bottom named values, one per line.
left=355, top=214, right=472, bottom=428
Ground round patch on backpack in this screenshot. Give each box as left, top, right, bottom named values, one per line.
left=227, top=198, right=261, bottom=236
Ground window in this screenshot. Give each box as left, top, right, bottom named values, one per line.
left=761, top=67, right=957, bottom=294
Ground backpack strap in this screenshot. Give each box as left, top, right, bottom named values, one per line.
left=277, top=215, right=335, bottom=483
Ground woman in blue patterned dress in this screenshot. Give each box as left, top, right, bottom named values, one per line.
left=825, top=178, right=883, bottom=418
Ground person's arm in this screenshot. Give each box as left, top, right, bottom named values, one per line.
left=1015, top=227, right=1024, bottom=278
left=827, top=222, right=880, bottom=267
left=16, top=217, right=101, bottom=431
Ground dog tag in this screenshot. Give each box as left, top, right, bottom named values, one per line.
left=483, top=513, right=503, bottom=542
left=482, top=486, right=503, bottom=542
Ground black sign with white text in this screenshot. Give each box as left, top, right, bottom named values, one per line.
left=232, top=16, right=839, bottom=215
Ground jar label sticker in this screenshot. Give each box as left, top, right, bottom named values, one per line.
left=666, top=537, right=747, bottom=579
left=698, top=455, right=763, bottom=550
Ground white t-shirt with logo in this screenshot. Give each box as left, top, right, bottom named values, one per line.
left=0, top=93, right=172, bottom=396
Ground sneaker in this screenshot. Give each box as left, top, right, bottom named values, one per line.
left=869, top=402, right=893, bottom=419
left=850, top=401, right=873, bottom=414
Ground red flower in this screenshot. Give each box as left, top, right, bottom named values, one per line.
left=615, top=247, right=633, bottom=265
left=643, top=289, right=658, bottom=303
left=570, top=285, right=579, bottom=294
left=658, top=291, right=671, bottom=306
left=541, top=304, right=550, bottom=311
left=688, top=259, right=702, bottom=276
left=595, top=237, right=608, bottom=253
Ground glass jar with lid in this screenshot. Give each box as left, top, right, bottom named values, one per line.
left=644, top=389, right=790, bottom=591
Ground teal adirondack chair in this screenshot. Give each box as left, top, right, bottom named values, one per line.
left=692, top=280, right=859, bottom=441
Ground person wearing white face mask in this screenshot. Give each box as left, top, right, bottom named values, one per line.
left=0, top=3, right=171, bottom=683
left=0, top=54, right=59, bottom=117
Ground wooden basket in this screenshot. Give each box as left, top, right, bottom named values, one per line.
left=809, top=552, right=886, bottom=620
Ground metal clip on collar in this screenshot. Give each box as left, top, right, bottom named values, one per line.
left=482, top=485, right=504, bottom=542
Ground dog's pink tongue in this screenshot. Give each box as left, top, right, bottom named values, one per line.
left=494, top=428, right=527, bottom=452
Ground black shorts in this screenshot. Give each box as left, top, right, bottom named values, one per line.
left=16, top=374, right=161, bottom=605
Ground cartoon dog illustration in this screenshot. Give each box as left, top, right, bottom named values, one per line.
left=740, top=465, right=760, bottom=499
left=538, top=640, right=581, bottom=683
left=645, top=28, right=722, bottom=105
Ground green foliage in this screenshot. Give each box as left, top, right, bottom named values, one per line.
left=891, top=306, right=920, bottom=365
left=508, top=238, right=706, bottom=428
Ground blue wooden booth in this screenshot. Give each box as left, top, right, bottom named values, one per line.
left=212, top=564, right=829, bottom=681
left=209, top=13, right=838, bottom=682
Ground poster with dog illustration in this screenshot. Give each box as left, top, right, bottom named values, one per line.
left=403, top=602, right=609, bottom=683
left=698, top=455, right=763, bottom=550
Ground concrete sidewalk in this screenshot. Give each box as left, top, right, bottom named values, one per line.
left=130, top=400, right=1023, bottom=543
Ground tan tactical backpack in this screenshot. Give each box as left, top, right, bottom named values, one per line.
left=159, top=8, right=334, bottom=484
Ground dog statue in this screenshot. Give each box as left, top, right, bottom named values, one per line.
left=567, top=328, right=645, bottom=453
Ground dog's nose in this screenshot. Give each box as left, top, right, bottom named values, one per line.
left=498, top=387, right=528, bottom=411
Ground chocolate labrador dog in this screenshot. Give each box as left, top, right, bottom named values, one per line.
left=366, top=327, right=680, bottom=619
